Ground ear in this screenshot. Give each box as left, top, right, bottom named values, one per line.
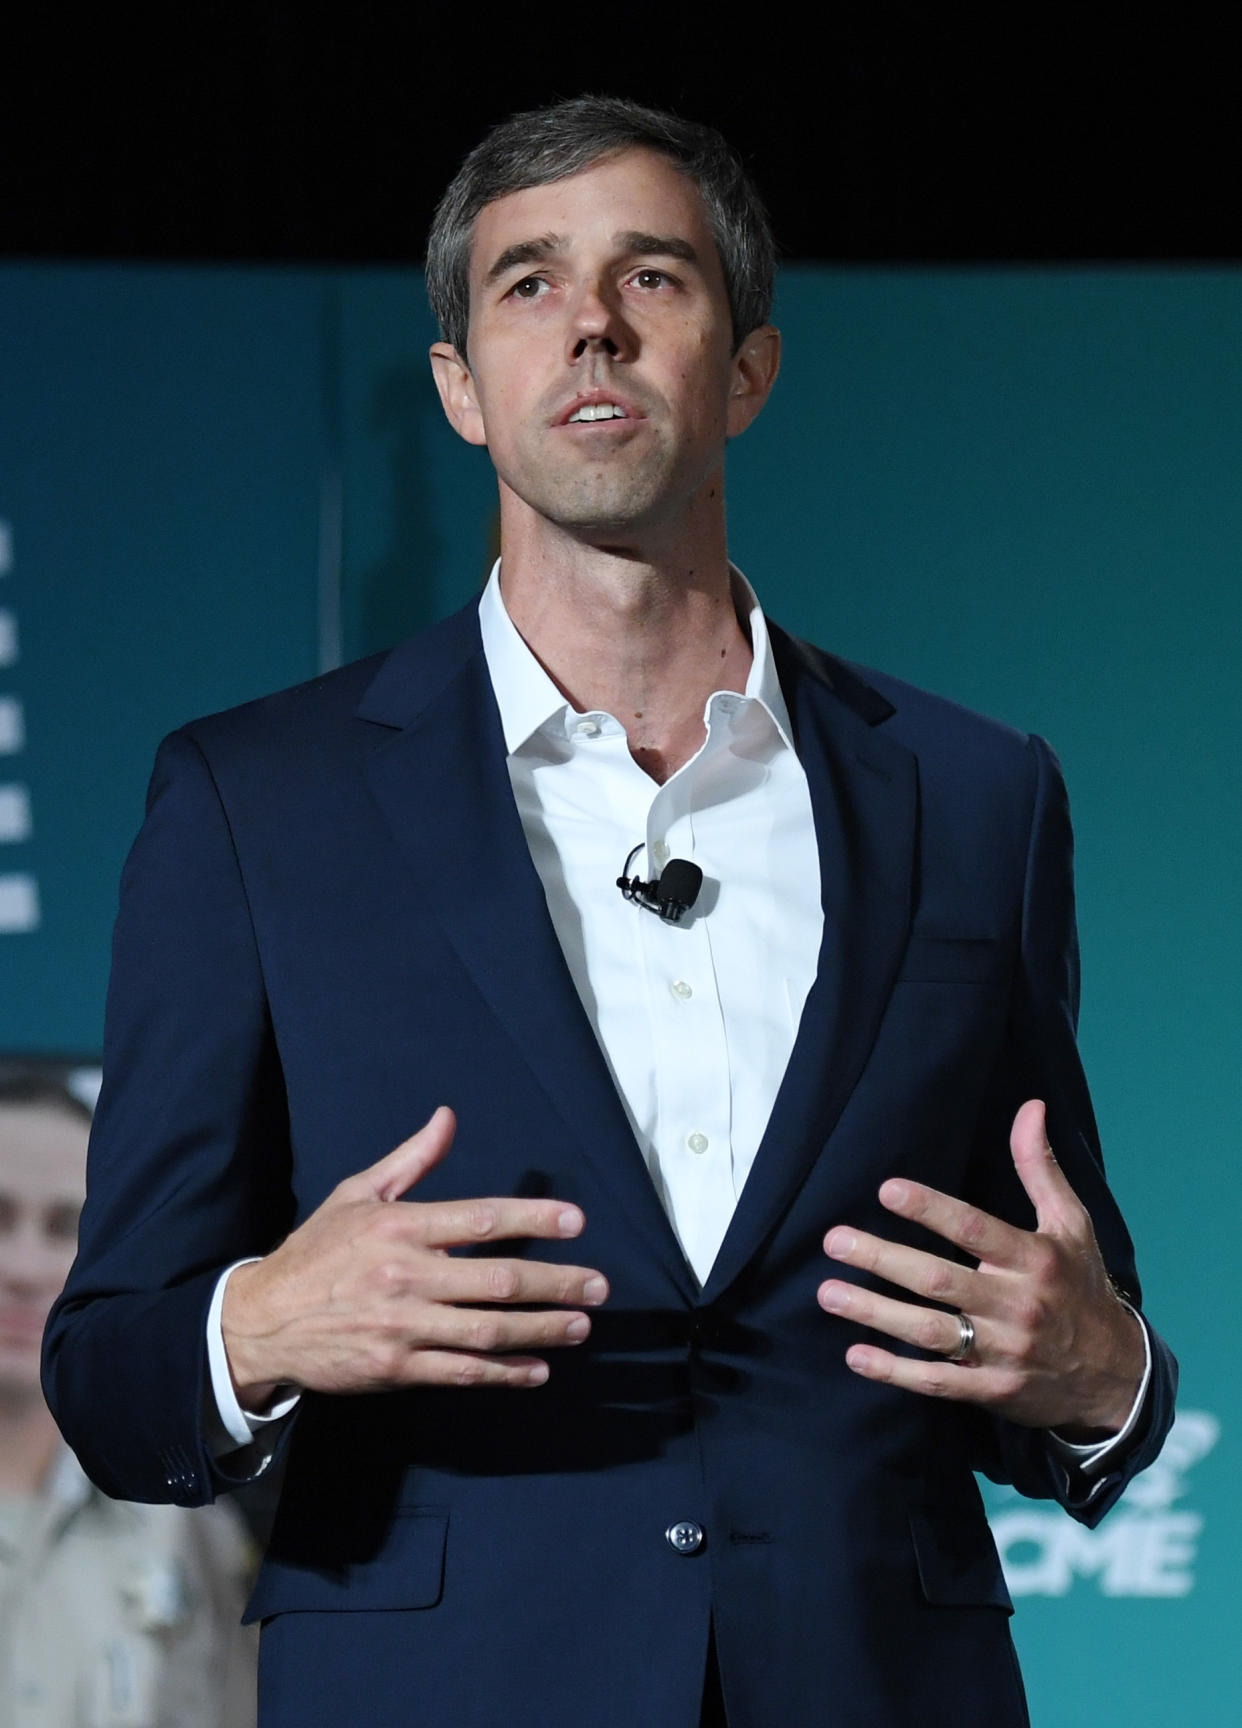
left=429, top=342, right=487, bottom=447
left=726, top=325, right=781, bottom=438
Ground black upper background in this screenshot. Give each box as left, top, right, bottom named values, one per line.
left=2, top=4, right=1238, bottom=265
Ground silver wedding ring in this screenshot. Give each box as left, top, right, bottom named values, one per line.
left=947, top=1311, right=976, bottom=1363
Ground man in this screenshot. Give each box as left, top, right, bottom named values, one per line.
left=1, top=1067, right=257, bottom=1727
left=45, top=98, right=1175, bottom=1727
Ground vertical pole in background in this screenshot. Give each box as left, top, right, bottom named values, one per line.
left=317, top=280, right=344, bottom=673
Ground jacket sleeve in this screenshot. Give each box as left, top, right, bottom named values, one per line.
left=965, top=732, right=1177, bottom=1527
left=43, top=729, right=295, bottom=1506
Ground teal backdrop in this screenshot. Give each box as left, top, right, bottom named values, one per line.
left=1, top=260, right=1236, bottom=1722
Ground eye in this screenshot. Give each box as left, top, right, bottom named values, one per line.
left=508, top=276, right=548, bottom=300
left=631, top=269, right=671, bottom=290
left=45, top=1202, right=81, bottom=1243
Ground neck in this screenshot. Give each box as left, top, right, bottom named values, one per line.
left=498, top=486, right=752, bottom=783
left=0, top=1390, right=61, bottom=1494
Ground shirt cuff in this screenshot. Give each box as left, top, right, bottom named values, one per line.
left=1047, top=1299, right=1153, bottom=1476
left=205, top=1259, right=301, bottom=1454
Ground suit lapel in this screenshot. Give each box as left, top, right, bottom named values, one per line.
left=702, top=629, right=918, bottom=1301
left=357, top=610, right=697, bottom=1301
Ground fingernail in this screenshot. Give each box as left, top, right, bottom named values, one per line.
left=558, top=1207, right=585, bottom=1235
left=819, top=1284, right=849, bottom=1313
left=565, top=1316, right=590, bottom=1341
left=583, top=1276, right=608, bottom=1303
left=526, top=1362, right=549, bottom=1385
left=826, top=1229, right=855, bottom=1257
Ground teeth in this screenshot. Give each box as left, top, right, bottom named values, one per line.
left=568, top=403, right=627, bottom=422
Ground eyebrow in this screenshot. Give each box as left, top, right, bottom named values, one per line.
left=483, top=235, right=565, bottom=286
left=483, top=230, right=701, bottom=286
left=615, top=232, right=700, bottom=267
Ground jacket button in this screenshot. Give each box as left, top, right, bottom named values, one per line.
left=666, top=1520, right=704, bottom=1554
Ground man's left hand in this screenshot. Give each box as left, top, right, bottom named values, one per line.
left=817, top=1099, right=1145, bottom=1436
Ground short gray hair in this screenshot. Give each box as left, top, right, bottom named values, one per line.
left=426, top=95, right=775, bottom=357
left=0, top=1064, right=94, bottom=1125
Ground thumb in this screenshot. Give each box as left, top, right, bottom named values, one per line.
left=1009, top=1098, right=1081, bottom=1233
left=347, top=1105, right=457, bottom=1203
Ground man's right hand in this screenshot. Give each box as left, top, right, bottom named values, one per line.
left=220, top=1106, right=607, bottom=1409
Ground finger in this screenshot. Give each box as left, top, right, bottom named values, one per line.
left=1009, top=1098, right=1088, bottom=1234
left=842, top=1341, right=1012, bottom=1405
left=421, top=1256, right=608, bottom=1309
left=404, top=1350, right=554, bottom=1389
left=872, top=1179, right=1031, bottom=1271
left=817, top=1279, right=970, bottom=1358
left=425, top=1301, right=594, bottom=1357
left=823, top=1226, right=975, bottom=1310
left=406, top=1194, right=587, bottom=1247
left=342, top=1106, right=459, bottom=1204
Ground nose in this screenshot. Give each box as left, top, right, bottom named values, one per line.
left=567, top=277, right=633, bottom=363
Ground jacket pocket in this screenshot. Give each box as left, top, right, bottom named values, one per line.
left=243, top=1507, right=448, bottom=1621
left=909, top=1508, right=1013, bottom=1612
left=896, top=935, right=1001, bottom=984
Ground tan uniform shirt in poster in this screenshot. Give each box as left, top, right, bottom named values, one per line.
left=0, top=1450, right=257, bottom=1728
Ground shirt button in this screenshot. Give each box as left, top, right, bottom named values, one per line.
left=687, top=1132, right=709, bottom=1155
left=574, top=718, right=600, bottom=738
left=671, top=979, right=693, bottom=1001
left=666, top=1520, right=704, bottom=1554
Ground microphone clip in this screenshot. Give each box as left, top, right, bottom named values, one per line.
left=616, top=844, right=704, bottom=925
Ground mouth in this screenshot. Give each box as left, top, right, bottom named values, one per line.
left=0, top=1315, right=47, bottom=1348
left=555, top=392, right=644, bottom=428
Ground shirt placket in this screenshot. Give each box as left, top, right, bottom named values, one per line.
left=643, top=719, right=735, bottom=1282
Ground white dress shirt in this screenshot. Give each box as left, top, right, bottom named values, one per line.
left=480, top=563, right=822, bottom=1283
left=207, top=563, right=1147, bottom=1473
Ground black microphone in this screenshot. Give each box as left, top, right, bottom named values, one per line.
left=616, top=844, right=704, bottom=924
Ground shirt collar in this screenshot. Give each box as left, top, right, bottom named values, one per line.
left=478, top=559, right=795, bottom=756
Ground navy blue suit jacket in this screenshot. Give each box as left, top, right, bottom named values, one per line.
left=45, top=602, right=1176, bottom=1727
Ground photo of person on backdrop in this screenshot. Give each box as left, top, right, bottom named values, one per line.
left=44, top=97, right=1176, bottom=1727
left=1, top=1065, right=258, bottom=1727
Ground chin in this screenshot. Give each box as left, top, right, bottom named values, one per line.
left=552, top=489, right=682, bottom=542
left=515, top=456, right=682, bottom=538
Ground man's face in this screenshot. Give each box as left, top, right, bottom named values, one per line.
left=435, top=148, right=767, bottom=544
left=0, top=1102, right=87, bottom=1398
